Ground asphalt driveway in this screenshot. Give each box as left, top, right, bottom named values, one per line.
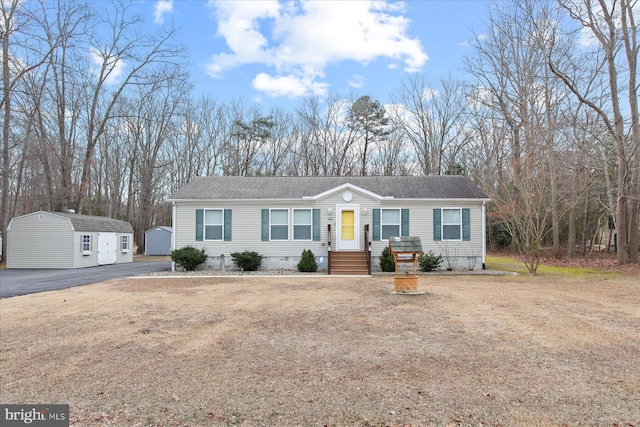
left=0, top=261, right=171, bottom=298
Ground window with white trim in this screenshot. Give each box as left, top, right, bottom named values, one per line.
left=381, top=209, right=401, bottom=240
left=121, top=235, right=129, bottom=252
left=270, top=209, right=289, bottom=240
left=293, top=209, right=312, bottom=240
left=81, top=235, right=92, bottom=253
left=442, top=208, right=462, bottom=240
left=205, top=209, right=223, bottom=240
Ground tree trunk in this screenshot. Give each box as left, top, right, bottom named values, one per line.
left=1, top=16, right=11, bottom=264
left=566, top=180, right=578, bottom=258
left=549, top=151, right=562, bottom=258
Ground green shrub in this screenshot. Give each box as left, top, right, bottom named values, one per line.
left=171, top=246, right=207, bottom=271
left=231, top=250, right=263, bottom=271
left=418, top=250, right=443, bottom=272
left=297, top=249, right=318, bottom=272
left=379, top=246, right=396, bottom=272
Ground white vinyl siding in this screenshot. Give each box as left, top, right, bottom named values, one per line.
left=174, top=203, right=326, bottom=259
left=72, top=232, right=97, bottom=268
left=7, top=213, right=75, bottom=269
left=172, top=194, right=486, bottom=270
left=7, top=211, right=133, bottom=269
left=115, top=233, right=134, bottom=264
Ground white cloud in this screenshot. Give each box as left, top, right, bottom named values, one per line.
left=466, top=86, right=493, bottom=111
left=252, top=73, right=329, bottom=98
left=154, top=0, right=174, bottom=25
left=206, top=0, right=280, bottom=77
left=89, top=48, right=126, bottom=86
left=206, top=0, right=428, bottom=98
left=422, top=88, right=438, bottom=102
left=577, top=26, right=599, bottom=48
left=460, top=32, right=488, bottom=47
left=348, top=75, right=364, bottom=89
left=571, top=1, right=640, bottom=48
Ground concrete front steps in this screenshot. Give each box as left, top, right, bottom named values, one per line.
left=330, top=251, right=369, bottom=275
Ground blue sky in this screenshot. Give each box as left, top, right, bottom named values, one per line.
left=141, top=0, right=490, bottom=108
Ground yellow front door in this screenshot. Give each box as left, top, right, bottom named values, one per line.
left=337, top=206, right=358, bottom=250
left=341, top=210, right=355, bottom=240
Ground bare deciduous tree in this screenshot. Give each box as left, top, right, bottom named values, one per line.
left=37, top=0, right=92, bottom=212
left=1, top=0, right=54, bottom=263
left=390, top=74, right=470, bottom=175
left=464, top=1, right=572, bottom=269
left=292, top=94, right=359, bottom=176
left=76, top=0, right=183, bottom=213
left=260, top=107, right=294, bottom=176
left=549, top=0, right=639, bottom=264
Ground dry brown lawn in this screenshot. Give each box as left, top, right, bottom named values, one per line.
left=1, top=272, right=639, bottom=426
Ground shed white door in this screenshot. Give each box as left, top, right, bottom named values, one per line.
left=97, top=233, right=117, bottom=265
left=337, top=205, right=359, bottom=250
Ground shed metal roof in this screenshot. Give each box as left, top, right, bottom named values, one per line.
left=145, top=226, right=173, bottom=234
left=167, top=175, right=490, bottom=201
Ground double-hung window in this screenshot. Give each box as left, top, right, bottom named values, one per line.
left=372, top=208, right=409, bottom=241
left=293, top=209, right=312, bottom=240
left=262, top=208, right=319, bottom=241
left=381, top=209, right=401, bottom=240
left=204, top=209, right=224, bottom=240
left=196, top=209, right=232, bottom=241
left=442, top=208, right=462, bottom=240
left=434, top=208, right=470, bottom=241
left=121, top=235, right=129, bottom=252
left=270, top=209, right=289, bottom=240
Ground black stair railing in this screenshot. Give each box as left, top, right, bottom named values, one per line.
left=364, top=224, right=371, bottom=275
left=327, top=224, right=332, bottom=275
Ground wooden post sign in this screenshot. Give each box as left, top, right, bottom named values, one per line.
left=388, top=236, right=423, bottom=293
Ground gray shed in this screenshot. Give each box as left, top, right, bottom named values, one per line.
left=7, top=211, right=134, bottom=269
left=145, top=226, right=173, bottom=256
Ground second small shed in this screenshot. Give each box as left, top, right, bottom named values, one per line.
left=7, top=211, right=134, bottom=269
left=145, top=226, right=173, bottom=256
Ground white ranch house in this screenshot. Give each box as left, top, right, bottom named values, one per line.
left=167, top=176, right=490, bottom=274
left=6, top=211, right=134, bottom=269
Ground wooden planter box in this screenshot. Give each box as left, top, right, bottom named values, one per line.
left=394, top=275, right=419, bottom=292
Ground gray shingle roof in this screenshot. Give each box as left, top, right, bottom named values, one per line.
left=167, top=175, right=490, bottom=200
left=51, top=212, right=134, bottom=233
left=389, top=236, right=424, bottom=253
